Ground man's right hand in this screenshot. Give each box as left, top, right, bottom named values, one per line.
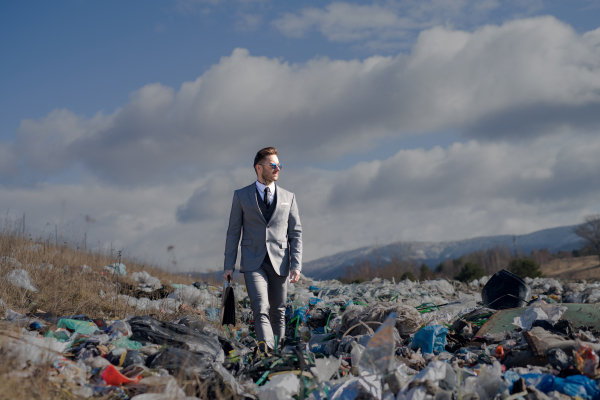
left=223, top=270, right=234, bottom=281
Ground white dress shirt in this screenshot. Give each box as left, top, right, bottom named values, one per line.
left=255, top=180, right=275, bottom=206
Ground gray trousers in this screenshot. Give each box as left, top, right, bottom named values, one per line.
left=244, top=260, right=287, bottom=349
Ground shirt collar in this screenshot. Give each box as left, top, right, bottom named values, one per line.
left=255, top=180, right=275, bottom=193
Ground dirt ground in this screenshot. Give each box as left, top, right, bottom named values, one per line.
left=542, top=255, right=600, bottom=280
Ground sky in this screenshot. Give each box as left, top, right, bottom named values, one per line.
left=1, top=0, right=600, bottom=272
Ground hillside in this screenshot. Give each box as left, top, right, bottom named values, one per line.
left=542, top=255, right=600, bottom=280
left=303, top=224, right=582, bottom=279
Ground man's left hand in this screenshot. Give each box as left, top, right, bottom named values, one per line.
left=290, top=269, right=300, bottom=283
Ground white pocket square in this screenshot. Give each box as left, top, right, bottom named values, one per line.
left=282, top=202, right=290, bottom=205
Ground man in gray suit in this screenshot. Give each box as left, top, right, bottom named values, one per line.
left=223, top=147, right=302, bottom=350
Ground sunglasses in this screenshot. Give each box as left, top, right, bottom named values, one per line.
left=259, top=163, right=282, bottom=170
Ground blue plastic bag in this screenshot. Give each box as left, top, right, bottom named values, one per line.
left=293, top=305, right=310, bottom=323
left=521, top=373, right=599, bottom=400
left=309, top=297, right=323, bottom=306
left=503, top=370, right=520, bottom=392
left=556, top=375, right=600, bottom=400
left=412, top=324, right=448, bottom=355
left=205, top=306, right=220, bottom=322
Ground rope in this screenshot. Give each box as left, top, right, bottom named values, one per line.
left=342, top=321, right=382, bottom=338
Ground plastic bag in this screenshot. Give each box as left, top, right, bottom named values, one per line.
left=131, top=271, right=162, bottom=290
left=512, top=304, right=568, bottom=331
left=328, top=376, right=381, bottom=400
left=258, top=372, right=300, bottom=400
left=358, top=312, right=396, bottom=377
left=146, top=347, right=214, bottom=380
left=107, top=349, right=145, bottom=368
left=129, top=316, right=222, bottom=358
left=311, top=356, right=341, bottom=382
left=574, top=341, right=600, bottom=378
left=293, top=305, right=310, bottom=323
left=521, top=373, right=599, bottom=400
left=5, top=269, right=38, bottom=292
left=103, top=263, right=127, bottom=276
left=6, top=309, right=34, bottom=326
left=411, top=324, right=448, bottom=355
left=107, top=320, right=133, bottom=337
left=57, top=318, right=99, bottom=335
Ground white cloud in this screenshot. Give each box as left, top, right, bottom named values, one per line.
left=236, top=13, right=263, bottom=31
left=3, top=129, right=599, bottom=272
left=272, top=0, right=543, bottom=49
left=167, top=131, right=600, bottom=267
left=9, top=17, right=600, bottom=187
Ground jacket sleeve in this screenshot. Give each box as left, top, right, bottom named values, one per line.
left=224, top=190, right=243, bottom=271
left=287, top=193, right=302, bottom=271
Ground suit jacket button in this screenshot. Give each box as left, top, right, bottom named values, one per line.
left=266, top=240, right=269, bottom=242
left=267, top=225, right=270, bottom=228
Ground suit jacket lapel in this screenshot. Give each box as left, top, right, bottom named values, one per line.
left=269, top=185, right=282, bottom=223
left=247, top=184, right=267, bottom=224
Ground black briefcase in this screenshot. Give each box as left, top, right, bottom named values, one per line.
left=220, top=276, right=236, bottom=326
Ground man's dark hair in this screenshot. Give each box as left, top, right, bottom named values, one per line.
left=254, top=147, right=278, bottom=172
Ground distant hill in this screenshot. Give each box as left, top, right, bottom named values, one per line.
left=303, top=225, right=583, bottom=280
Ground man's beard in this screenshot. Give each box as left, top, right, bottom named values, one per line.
left=262, top=171, right=275, bottom=183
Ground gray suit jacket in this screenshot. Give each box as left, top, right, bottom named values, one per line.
left=224, top=183, right=302, bottom=275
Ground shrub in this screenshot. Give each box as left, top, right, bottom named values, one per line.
left=400, top=271, right=416, bottom=281
left=419, top=264, right=435, bottom=281
left=455, top=262, right=486, bottom=282
left=509, top=258, right=543, bottom=279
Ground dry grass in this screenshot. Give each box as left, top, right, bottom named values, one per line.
left=0, top=227, right=235, bottom=399
left=0, top=229, right=219, bottom=318
left=542, top=255, right=600, bottom=280
left=0, top=324, right=75, bottom=400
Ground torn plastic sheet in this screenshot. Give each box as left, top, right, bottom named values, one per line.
left=5, top=269, right=39, bottom=292
left=329, top=375, right=382, bottom=400
left=358, top=312, right=396, bottom=377
left=257, top=372, right=300, bottom=400
left=311, top=355, right=341, bottom=382
left=131, top=271, right=162, bottom=291
left=512, top=304, right=568, bottom=331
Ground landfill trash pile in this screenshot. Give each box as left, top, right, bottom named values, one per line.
left=5, top=266, right=600, bottom=399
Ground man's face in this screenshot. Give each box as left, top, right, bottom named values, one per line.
left=257, top=155, right=280, bottom=183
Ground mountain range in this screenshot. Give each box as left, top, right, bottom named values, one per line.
left=302, top=225, right=583, bottom=280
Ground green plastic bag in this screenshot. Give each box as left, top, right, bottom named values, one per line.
left=112, top=337, right=143, bottom=350
left=44, top=330, right=70, bottom=342
left=57, top=319, right=99, bottom=335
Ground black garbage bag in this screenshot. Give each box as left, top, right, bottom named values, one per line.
left=107, top=350, right=145, bottom=369
left=146, top=347, right=214, bottom=380
left=171, top=315, right=223, bottom=337
left=482, top=269, right=531, bottom=310
left=221, top=277, right=236, bottom=326
left=532, top=319, right=573, bottom=337
left=129, top=316, right=222, bottom=359
left=71, top=337, right=103, bottom=361
left=307, top=307, right=335, bottom=331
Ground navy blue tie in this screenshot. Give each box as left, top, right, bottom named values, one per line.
left=264, top=187, right=270, bottom=207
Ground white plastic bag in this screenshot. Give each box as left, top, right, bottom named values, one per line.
left=5, top=269, right=39, bottom=292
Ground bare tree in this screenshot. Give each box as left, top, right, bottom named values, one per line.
left=573, top=214, right=600, bottom=264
